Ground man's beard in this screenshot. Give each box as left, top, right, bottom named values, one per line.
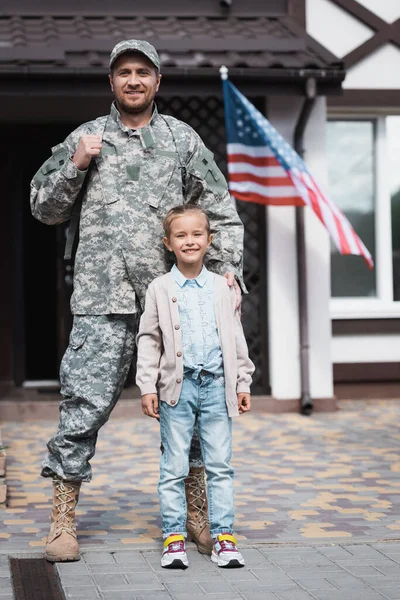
left=117, top=94, right=154, bottom=115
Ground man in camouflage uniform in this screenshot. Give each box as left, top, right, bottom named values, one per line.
left=30, top=39, right=246, bottom=563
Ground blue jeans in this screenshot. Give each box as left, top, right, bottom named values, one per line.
left=158, top=372, right=234, bottom=538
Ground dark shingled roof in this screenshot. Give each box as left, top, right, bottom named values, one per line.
left=0, top=15, right=343, bottom=77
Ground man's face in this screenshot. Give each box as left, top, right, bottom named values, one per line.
left=109, top=52, right=161, bottom=116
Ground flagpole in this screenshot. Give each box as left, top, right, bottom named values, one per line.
left=294, top=78, right=317, bottom=416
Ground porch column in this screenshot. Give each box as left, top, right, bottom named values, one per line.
left=267, top=95, right=334, bottom=402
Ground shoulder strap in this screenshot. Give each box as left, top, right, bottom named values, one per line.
left=64, top=117, right=108, bottom=261
left=159, top=115, right=189, bottom=195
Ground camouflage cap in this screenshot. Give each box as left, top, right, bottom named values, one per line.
left=109, top=39, right=160, bottom=70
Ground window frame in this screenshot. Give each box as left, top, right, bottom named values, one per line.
left=328, top=113, right=400, bottom=319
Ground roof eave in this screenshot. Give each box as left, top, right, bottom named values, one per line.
left=0, top=65, right=346, bottom=94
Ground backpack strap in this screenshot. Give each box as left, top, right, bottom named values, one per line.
left=64, top=117, right=108, bottom=260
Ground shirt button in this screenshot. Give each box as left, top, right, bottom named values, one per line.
left=176, top=378, right=182, bottom=384
left=171, top=400, right=176, bottom=405
left=174, top=324, right=180, bottom=330
left=177, top=351, right=182, bottom=357
left=172, top=297, right=177, bottom=302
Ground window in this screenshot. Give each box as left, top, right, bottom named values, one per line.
left=328, top=116, right=399, bottom=318
left=327, top=120, right=376, bottom=298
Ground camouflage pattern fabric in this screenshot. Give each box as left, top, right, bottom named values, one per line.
left=41, top=316, right=203, bottom=482
left=109, top=39, right=160, bottom=70
left=41, top=315, right=138, bottom=482
left=30, top=103, right=246, bottom=315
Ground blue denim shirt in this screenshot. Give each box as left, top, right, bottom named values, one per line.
left=171, top=264, right=224, bottom=378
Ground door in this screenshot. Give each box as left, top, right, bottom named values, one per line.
left=4, top=124, right=78, bottom=384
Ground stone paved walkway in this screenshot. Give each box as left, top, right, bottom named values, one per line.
left=0, top=399, right=400, bottom=598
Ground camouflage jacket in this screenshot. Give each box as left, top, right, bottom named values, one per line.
left=30, top=103, right=246, bottom=314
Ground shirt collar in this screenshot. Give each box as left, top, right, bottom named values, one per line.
left=171, top=264, right=209, bottom=288
left=110, top=102, right=159, bottom=136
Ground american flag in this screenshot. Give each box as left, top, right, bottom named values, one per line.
left=222, top=78, right=373, bottom=268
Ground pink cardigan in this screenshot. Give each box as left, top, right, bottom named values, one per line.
left=136, top=272, right=255, bottom=417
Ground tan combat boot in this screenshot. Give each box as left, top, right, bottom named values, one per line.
left=45, top=478, right=81, bottom=562
left=185, top=466, right=213, bottom=555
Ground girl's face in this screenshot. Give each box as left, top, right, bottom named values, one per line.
left=163, top=213, right=213, bottom=269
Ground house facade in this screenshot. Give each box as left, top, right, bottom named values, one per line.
left=0, top=0, right=351, bottom=407
left=304, top=0, right=400, bottom=393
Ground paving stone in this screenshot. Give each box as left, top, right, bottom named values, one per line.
left=156, top=570, right=222, bottom=582
left=240, top=594, right=279, bottom=600
left=233, top=549, right=266, bottom=564
left=378, top=554, right=400, bottom=563
left=163, top=582, right=203, bottom=594
left=83, top=552, right=116, bottom=564
left=219, top=568, right=259, bottom=581
left=58, top=573, right=96, bottom=586
left=56, top=562, right=91, bottom=575
left=250, top=565, right=285, bottom=577
left=198, top=580, right=238, bottom=594
left=275, top=591, right=315, bottom=600
left=291, top=576, right=338, bottom=591
left=248, top=570, right=295, bottom=584
left=311, top=592, right=387, bottom=600
left=0, top=581, right=12, bottom=594
left=234, top=580, right=299, bottom=592
left=102, top=593, right=171, bottom=600
left=174, top=595, right=241, bottom=600
left=374, top=563, right=400, bottom=576
left=92, top=573, right=138, bottom=591
left=345, top=565, right=390, bottom=578
left=370, top=586, right=400, bottom=599
left=134, top=596, right=173, bottom=600
left=283, top=564, right=342, bottom=575
left=346, top=546, right=388, bottom=558
left=113, top=551, right=149, bottom=564
left=325, top=572, right=369, bottom=587
left=89, top=563, right=153, bottom=574
left=125, top=572, right=165, bottom=586
left=64, top=588, right=100, bottom=599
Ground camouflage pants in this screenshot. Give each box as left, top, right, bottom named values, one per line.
left=41, top=315, right=203, bottom=483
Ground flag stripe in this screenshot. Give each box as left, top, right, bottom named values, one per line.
left=230, top=173, right=295, bottom=187
left=231, top=191, right=305, bottom=206
left=227, top=143, right=275, bottom=157
left=223, top=79, right=374, bottom=268
left=229, top=180, right=300, bottom=198
left=228, top=162, right=287, bottom=177
left=228, top=154, right=281, bottom=167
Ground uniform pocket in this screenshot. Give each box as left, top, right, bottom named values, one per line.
left=32, top=146, right=69, bottom=188
left=141, top=155, right=178, bottom=209
left=187, top=148, right=228, bottom=200
left=69, top=328, right=87, bottom=350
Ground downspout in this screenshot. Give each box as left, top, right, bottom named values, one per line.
left=294, top=77, right=317, bottom=416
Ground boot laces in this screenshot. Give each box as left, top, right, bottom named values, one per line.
left=186, top=471, right=209, bottom=526
left=53, top=480, right=79, bottom=535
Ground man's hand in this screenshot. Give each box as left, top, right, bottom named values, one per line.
left=72, top=135, right=102, bottom=170
left=238, top=393, right=251, bottom=414
left=224, top=271, right=242, bottom=312
left=142, top=394, right=160, bottom=419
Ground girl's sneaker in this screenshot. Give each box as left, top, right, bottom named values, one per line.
left=211, top=533, right=245, bottom=568
left=161, top=534, right=189, bottom=569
